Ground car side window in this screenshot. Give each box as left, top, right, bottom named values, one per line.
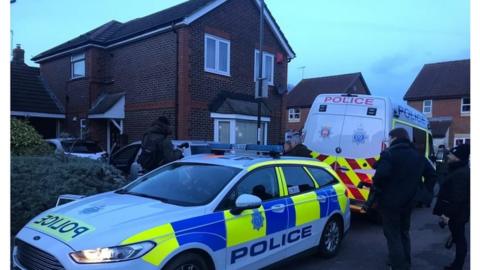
left=282, top=166, right=316, bottom=195
left=306, top=167, right=338, bottom=187
left=219, top=167, right=279, bottom=210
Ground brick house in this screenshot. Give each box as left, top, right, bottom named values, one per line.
left=11, top=45, right=64, bottom=139
left=404, top=59, right=470, bottom=149
left=285, top=72, right=370, bottom=133
left=32, top=0, right=295, bottom=153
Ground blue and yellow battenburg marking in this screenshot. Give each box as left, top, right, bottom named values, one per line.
left=121, top=185, right=346, bottom=266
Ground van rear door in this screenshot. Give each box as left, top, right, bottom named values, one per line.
left=304, top=95, right=387, bottom=203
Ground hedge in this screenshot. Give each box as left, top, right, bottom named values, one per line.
left=11, top=156, right=128, bottom=237
left=11, top=119, right=52, bottom=156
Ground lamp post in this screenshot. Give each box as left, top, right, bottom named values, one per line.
left=256, top=0, right=265, bottom=145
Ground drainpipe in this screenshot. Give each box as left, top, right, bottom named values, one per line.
left=173, top=22, right=180, bottom=139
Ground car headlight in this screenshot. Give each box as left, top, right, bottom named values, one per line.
left=70, top=241, right=155, bottom=264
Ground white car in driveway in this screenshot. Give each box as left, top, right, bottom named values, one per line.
left=46, top=139, right=106, bottom=160
left=13, top=144, right=350, bottom=270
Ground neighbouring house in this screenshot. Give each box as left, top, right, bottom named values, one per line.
left=10, top=45, right=64, bottom=139
left=404, top=59, right=470, bottom=150
left=32, top=0, right=295, bottom=153
left=285, top=72, right=370, bottom=133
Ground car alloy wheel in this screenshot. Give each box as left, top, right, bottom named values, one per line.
left=324, top=220, right=340, bottom=252
left=175, top=264, right=200, bottom=270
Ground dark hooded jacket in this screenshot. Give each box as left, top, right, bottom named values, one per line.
left=369, top=138, right=437, bottom=211
left=433, top=160, right=470, bottom=222
left=284, top=143, right=312, bottom=158
left=139, top=120, right=182, bottom=171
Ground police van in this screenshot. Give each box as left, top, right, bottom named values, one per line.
left=13, top=145, right=350, bottom=270
left=302, top=94, right=434, bottom=211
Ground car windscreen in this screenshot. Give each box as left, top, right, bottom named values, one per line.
left=122, top=163, right=241, bottom=206
left=61, top=141, right=103, bottom=153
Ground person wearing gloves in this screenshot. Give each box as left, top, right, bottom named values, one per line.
left=433, top=144, right=470, bottom=270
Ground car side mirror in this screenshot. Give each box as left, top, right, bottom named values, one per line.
left=230, top=194, right=262, bottom=215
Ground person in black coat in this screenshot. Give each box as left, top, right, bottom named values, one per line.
left=433, top=144, right=470, bottom=270
left=364, top=128, right=436, bottom=270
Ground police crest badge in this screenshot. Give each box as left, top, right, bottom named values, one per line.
left=251, top=209, right=264, bottom=231
left=353, top=127, right=368, bottom=145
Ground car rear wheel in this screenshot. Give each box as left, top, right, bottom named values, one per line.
left=164, top=252, right=210, bottom=270
left=319, top=217, right=343, bottom=258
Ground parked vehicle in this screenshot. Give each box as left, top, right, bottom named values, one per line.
left=109, top=140, right=211, bottom=178
left=13, top=144, right=350, bottom=270
left=45, top=138, right=105, bottom=160
left=302, top=93, right=434, bottom=212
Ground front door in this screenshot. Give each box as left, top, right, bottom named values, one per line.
left=220, top=167, right=287, bottom=269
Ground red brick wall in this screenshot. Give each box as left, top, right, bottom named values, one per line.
left=39, top=0, right=290, bottom=145
left=408, top=99, right=470, bottom=147
left=187, top=0, right=288, bottom=143
left=285, top=107, right=310, bottom=132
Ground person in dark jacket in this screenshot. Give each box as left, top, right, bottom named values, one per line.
left=433, top=144, right=470, bottom=270
left=283, top=132, right=312, bottom=158
left=364, top=128, right=436, bottom=270
left=138, top=116, right=183, bottom=172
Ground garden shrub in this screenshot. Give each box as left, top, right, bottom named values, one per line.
left=11, top=118, right=52, bottom=156
left=11, top=156, right=128, bottom=237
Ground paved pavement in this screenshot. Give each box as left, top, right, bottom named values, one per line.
left=274, top=207, right=470, bottom=270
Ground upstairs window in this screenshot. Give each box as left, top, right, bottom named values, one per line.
left=461, top=97, right=470, bottom=114
left=204, top=34, right=230, bottom=76
left=254, top=50, right=274, bottom=85
left=422, top=100, right=432, bottom=115
left=288, top=108, right=300, bottom=122
left=71, top=53, right=85, bottom=79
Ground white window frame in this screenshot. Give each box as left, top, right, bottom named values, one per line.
left=211, top=113, right=270, bottom=144
left=288, top=108, right=301, bottom=123
left=422, top=100, right=432, bottom=115
left=454, top=134, right=470, bottom=146
left=461, top=97, right=470, bottom=115
left=254, top=50, right=275, bottom=86
left=204, top=34, right=230, bottom=76
left=71, top=53, right=86, bottom=79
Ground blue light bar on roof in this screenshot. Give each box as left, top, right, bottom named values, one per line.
left=245, top=144, right=284, bottom=153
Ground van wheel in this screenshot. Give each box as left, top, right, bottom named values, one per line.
left=319, top=217, right=343, bottom=258
left=164, top=253, right=209, bottom=270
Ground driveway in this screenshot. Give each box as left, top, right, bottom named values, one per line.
left=274, top=207, right=470, bottom=269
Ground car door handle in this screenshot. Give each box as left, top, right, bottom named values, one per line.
left=270, top=204, right=285, bottom=213
left=339, top=166, right=350, bottom=171
left=317, top=195, right=327, bottom=203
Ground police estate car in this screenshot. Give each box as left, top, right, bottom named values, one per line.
left=13, top=145, right=350, bottom=270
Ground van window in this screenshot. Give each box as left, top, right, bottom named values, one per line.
left=393, top=122, right=413, bottom=141
left=413, top=128, right=427, bottom=157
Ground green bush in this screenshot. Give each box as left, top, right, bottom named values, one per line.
left=11, top=118, right=52, bottom=156
left=11, top=156, right=128, bottom=237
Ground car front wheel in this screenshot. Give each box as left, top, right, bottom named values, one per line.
left=319, top=217, right=343, bottom=258
left=164, top=252, right=210, bottom=270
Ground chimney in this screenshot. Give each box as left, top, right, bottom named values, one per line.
left=12, top=44, right=24, bottom=64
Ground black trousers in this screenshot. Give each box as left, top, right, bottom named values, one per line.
left=448, top=218, right=467, bottom=269
left=380, top=207, right=412, bottom=270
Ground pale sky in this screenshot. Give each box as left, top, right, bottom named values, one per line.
left=10, top=0, right=470, bottom=103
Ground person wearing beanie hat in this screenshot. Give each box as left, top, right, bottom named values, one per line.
left=434, top=144, right=470, bottom=270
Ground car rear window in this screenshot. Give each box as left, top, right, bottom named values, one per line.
left=124, top=163, right=241, bottom=206
left=62, top=141, right=103, bottom=153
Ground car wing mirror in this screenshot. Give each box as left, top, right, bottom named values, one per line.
left=56, top=194, right=85, bottom=207
left=230, top=194, right=262, bottom=215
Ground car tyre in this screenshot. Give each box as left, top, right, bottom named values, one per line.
left=164, top=252, right=210, bottom=270
left=319, top=217, right=343, bottom=258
